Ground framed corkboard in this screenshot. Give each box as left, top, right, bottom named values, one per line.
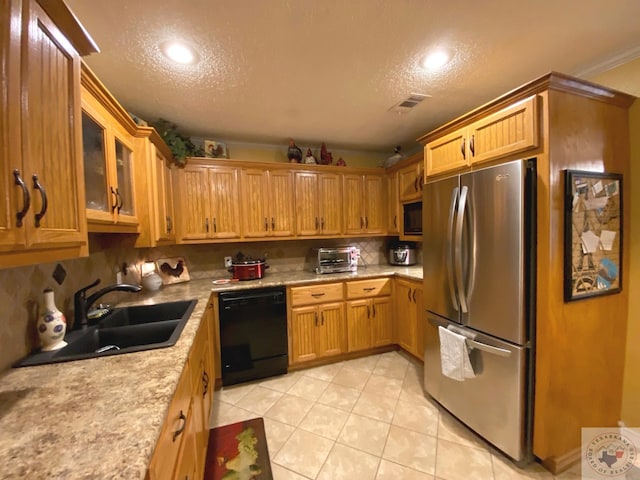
left=564, top=170, right=622, bottom=302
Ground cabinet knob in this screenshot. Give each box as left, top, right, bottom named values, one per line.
left=13, top=169, right=30, bottom=227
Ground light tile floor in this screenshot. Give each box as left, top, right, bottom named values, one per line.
left=211, top=350, right=584, bottom=480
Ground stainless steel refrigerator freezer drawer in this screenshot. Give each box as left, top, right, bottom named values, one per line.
left=424, top=314, right=529, bottom=461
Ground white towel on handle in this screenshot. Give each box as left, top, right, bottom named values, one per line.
left=438, top=326, right=475, bottom=381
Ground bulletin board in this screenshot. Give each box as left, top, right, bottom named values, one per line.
left=564, top=170, right=622, bottom=302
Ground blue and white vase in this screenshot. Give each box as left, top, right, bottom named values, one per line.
left=37, top=289, right=67, bottom=351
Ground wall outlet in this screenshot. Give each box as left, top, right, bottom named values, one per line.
left=224, top=256, right=233, bottom=268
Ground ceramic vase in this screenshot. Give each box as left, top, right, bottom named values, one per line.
left=141, top=272, right=163, bottom=291
left=37, top=289, right=67, bottom=351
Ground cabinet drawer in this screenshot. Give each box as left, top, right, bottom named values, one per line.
left=290, top=283, right=343, bottom=306
left=148, top=364, right=192, bottom=479
left=346, top=278, right=391, bottom=299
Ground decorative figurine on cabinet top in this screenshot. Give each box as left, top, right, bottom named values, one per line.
left=287, top=139, right=302, bottom=163
left=304, top=148, right=317, bottom=164
left=336, top=157, right=346, bottom=166
left=319, top=142, right=333, bottom=165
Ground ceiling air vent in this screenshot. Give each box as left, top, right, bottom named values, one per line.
left=388, top=93, right=430, bottom=114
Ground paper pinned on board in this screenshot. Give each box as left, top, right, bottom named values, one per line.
left=592, top=180, right=604, bottom=196
left=584, top=196, right=609, bottom=211
left=600, top=230, right=616, bottom=251
left=581, top=230, right=600, bottom=254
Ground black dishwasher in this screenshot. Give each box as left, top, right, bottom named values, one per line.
left=218, top=287, right=288, bottom=386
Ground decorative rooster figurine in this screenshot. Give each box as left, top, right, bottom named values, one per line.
left=319, top=142, right=333, bottom=165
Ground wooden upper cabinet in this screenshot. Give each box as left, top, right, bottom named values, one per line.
left=468, top=95, right=538, bottom=165
left=294, top=171, right=342, bottom=236
left=1, top=0, right=92, bottom=267
left=134, top=129, right=176, bottom=247
left=398, top=155, right=424, bottom=202
left=387, top=170, right=400, bottom=234
left=425, top=95, right=538, bottom=177
left=81, top=81, right=139, bottom=231
left=425, top=128, right=469, bottom=177
left=242, top=168, right=294, bottom=238
left=174, top=163, right=240, bottom=242
left=343, top=173, right=386, bottom=235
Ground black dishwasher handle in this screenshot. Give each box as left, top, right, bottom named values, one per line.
left=220, top=290, right=286, bottom=309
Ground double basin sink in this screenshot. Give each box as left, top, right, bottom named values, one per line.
left=15, top=299, right=197, bottom=367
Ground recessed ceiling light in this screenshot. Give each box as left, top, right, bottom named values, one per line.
left=162, top=41, right=197, bottom=65
left=422, top=50, right=450, bottom=71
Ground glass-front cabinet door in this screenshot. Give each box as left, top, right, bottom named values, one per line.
left=113, top=134, right=136, bottom=221
left=82, top=112, right=109, bottom=214
left=81, top=95, right=138, bottom=229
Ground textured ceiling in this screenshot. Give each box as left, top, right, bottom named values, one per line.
left=66, top=0, right=640, bottom=153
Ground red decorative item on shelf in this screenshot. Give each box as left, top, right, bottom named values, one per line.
left=336, top=157, right=346, bottom=166
left=319, top=142, right=333, bottom=165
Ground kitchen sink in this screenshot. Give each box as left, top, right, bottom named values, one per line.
left=14, top=299, right=197, bottom=367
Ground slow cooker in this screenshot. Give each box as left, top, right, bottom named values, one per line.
left=389, top=241, right=417, bottom=266
left=227, top=259, right=269, bottom=280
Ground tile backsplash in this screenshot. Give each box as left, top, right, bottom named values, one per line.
left=0, top=237, right=418, bottom=371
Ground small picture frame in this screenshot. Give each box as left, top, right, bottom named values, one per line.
left=204, top=140, right=227, bottom=158
left=564, top=169, right=622, bottom=302
left=155, top=257, right=190, bottom=285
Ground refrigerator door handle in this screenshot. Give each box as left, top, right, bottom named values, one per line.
left=427, top=317, right=512, bottom=358
left=447, top=187, right=460, bottom=310
left=455, top=185, right=469, bottom=313
left=466, top=339, right=512, bottom=358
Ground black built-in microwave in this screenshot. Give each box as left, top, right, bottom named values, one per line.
left=403, top=201, right=422, bottom=235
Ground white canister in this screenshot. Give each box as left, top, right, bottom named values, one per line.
left=37, top=288, right=67, bottom=351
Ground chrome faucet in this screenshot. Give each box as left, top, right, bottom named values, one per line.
left=73, top=278, right=142, bottom=330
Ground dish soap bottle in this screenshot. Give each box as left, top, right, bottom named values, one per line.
left=37, top=288, right=67, bottom=351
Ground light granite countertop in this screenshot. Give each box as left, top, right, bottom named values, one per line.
left=0, top=265, right=422, bottom=479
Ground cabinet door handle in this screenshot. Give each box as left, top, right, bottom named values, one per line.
left=360, top=217, right=364, bottom=229
left=315, top=217, right=319, bottom=229
left=115, top=188, right=123, bottom=213
left=110, top=186, right=118, bottom=212
left=213, top=217, right=217, bottom=233
left=321, top=217, right=325, bottom=230
left=166, top=215, right=172, bottom=233
left=365, top=216, right=369, bottom=229
left=311, top=293, right=325, bottom=298
left=264, top=217, right=269, bottom=231
left=469, top=134, right=475, bottom=156
left=414, top=177, right=418, bottom=192
left=205, top=217, right=209, bottom=233
left=393, top=215, right=397, bottom=228
left=460, top=138, right=466, bottom=160
left=315, top=312, right=318, bottom=327
left=271, top=217, right=275, bottom=230
left=202, top=370, right=209, bottom=398
left=363, top=287, right=375, bottom=292
left=367, top=305, right=370, bottom=318
left=407, top=288, right=412, bottom=301
left=172, top=411, right=187, bottom=442
left=372, top=304, right=376, bottom=317
left=13, top=169, right=30, bottom=227
left=412, top=289, right=417, bottom=302
left=32, top=175, right=48, bottom=227
left=321, top=312, right=324, bottom=326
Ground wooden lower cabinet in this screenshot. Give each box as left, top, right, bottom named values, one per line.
left=345, top=278, right=392, bottom=352
left=147, top=316, right=213, bottom=480
left=395, top=278, right=424, bottom=359
left=290, top=302, right=346, bottom=364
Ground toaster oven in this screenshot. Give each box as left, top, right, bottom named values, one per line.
left=315, top=246, right=359, bottom=274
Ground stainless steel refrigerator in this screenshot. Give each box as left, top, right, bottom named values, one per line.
left=422, top=158, right=536, bottom=462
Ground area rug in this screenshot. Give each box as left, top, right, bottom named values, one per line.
left=204, top=417, right=273, bottom=479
